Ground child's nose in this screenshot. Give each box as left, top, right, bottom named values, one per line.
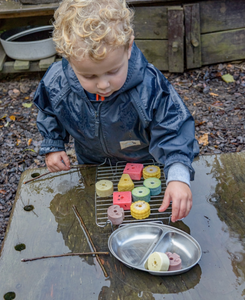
left=97, top=79, right=110, bottom=90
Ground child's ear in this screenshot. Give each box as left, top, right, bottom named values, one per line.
left=127, top=35, right=135, bottom=59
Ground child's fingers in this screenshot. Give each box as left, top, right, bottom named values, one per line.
left=60, top=152, right=71, bottom=169
left=158, top=193, right=171, bottom=213
left=45, top=151, right=70, bottom=172
left=171, top=200, right=180, bottom=222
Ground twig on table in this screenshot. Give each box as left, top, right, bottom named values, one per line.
left=23, top=164, right=98, bottom=184
left=72, top=205, right=109, bottom=278
left=21, top=251, right=109, bottom=262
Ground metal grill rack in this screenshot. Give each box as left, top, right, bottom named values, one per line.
left=95, top=161, right=172, bottom=227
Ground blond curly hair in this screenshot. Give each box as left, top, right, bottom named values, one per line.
left=53, top=0, right=134, bottom=61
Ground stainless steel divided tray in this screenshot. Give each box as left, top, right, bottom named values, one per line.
left=108, top=222, right=202, bottom=276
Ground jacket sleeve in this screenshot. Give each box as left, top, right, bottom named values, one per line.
left=148, top=77, right=199, bottom=181
left=33, top=80, right=70, bottom=155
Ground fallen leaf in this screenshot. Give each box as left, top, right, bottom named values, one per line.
left=0, top=189, right=7, bottom=195
left=16, top=139, right=21, bottom=146
left=0, top=115, right=7, bottom=120
left=27, top=138, right=32, bottom=146
left=24, top=148, right=36, bottom=152
left=198, top=133, right=209, bottom=146
left=9, top=115, right=16, bottom=121
left=22, top=103, right=33, bottom=108
left=222, top=74, right=235, bottom=83
left=209, top=92, right=219, bottom=97
left=0, top=163, right=9, bottom=170
left=212, top=101, right=223, bottom=107
left=195, top=120, right=206, bottom=126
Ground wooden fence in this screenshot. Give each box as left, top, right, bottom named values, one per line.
left=0, top=0, right=245, bottom=73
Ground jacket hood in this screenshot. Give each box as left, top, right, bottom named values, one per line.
left=62, top=42, right=148, bottom=100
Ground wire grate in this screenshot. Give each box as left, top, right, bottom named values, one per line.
left=95, top=161, right=172, bottom=227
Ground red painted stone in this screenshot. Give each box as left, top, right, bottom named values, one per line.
left=113, top=191, right=132, bottom=210
left=123, top=163, right=144, bottom=180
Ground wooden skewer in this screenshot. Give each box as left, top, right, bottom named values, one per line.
left=23, top=164, right=98, bottom=184
left=21, top=251, right=109, bottom=262
left=72, top=205, right=109, bottom=278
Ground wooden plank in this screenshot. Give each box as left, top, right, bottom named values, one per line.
left=135, top=40, right=168, bottom=71
left=184, top=3, right=202, bottom=69
left=0, top=43, right=6, bottom=72
left=0, top=0, right=58, bottom=17
left=167, top=7, right=184, bottom=73
left=14, top=60, right=30, bottom=70
left=200, top=0, right=245, bottom=34
left=0, top=10, right=55, bottom=19
left=134, top=7, right=168, bottom=40
left=0, top=16, right=53, bottom=32
left=0, top=58, right=62, bottom=73
left=39, top=55, right=56, bottom=69
left=201, top=28, right=245, bottom=65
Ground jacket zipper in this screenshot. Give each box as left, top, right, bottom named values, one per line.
left=94, top=102, right=112, bottom=157
left=94, top=109, right=100, bottom=137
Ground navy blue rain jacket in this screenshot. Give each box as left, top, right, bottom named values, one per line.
left=34, top=43, right=199, bottom=180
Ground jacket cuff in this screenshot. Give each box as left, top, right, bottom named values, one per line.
left=166, top=163, right=190, bottom=187
left=163, top=154, right=195, bottom=181
left=39, top=139, right=65, bottom=155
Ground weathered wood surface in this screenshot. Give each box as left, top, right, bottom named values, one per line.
left=134, top=7, right=168, bottom=39
left=184, top=3, right=202, bottom=69
left=39, top=55, right=56, bottom=69
left=0, top=58, right=61, bottom=73
left=14, top=60, right=30, bottom=70
left=0, top=15, right=53, bottom=32
left=201, top=28, right=245, bottom=65
left=167, top=7, right=184, bottom=73
left=0, top=0, right=57, bottom=17
left=2, top=153, right=245, bottom=299
left=0, top=43, right=6, bottom=71
left=135, top=40, right=168, bottom=70
left=0, top=0, right=245, bottom=72
left=200, top=0, right=245, bottom=33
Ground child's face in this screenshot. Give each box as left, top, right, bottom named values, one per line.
left=70, top=38, right=134, bottom=98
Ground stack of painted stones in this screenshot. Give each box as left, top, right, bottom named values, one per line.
left=95, top=163, right=162, bottom=225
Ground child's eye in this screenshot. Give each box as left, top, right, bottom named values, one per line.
left=83, top=75, right=96, bottom=79
left=108, top=68, right=119, bottom=75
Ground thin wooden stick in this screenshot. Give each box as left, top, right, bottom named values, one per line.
left=21, top=251, right=109, bottom=262
left=72, top=205, right=109, bottom=278
left=23, top=164, right=98, bottom=184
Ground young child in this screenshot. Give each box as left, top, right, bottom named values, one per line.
left=34, top=0, right=199, bottom=222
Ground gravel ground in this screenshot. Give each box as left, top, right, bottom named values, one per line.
left=0, top=60, right=245, bottom=249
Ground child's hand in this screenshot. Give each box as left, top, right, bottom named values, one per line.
left=158, top=181, right=192, bottom=222
left=45, top=151, right=71, bottom=173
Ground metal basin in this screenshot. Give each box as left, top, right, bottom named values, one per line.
left=108, top=222, right=202, bottom=275
left=0, top=25, right=56, bottom=61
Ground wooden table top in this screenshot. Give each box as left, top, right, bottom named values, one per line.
left=1, top=152, right=245, bottom=300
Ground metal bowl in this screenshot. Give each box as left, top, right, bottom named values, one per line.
left=0, top=25, right=56, bottom=61
left=108, top=222, right=202, bottom=275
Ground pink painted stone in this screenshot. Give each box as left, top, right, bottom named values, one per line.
left=107, top=205, right=125, bottom=225
left=123, top=163, right=144, bottom=180
left=166, top=252, right=182, bottom=271
left=113, top=191, right=132, bottom=210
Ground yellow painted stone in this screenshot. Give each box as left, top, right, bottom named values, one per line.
left=118, top=174, right=134, bottom=192
left=143, top=165, right=161, bottom=179
left=130, top=201, right=150, bottom=219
